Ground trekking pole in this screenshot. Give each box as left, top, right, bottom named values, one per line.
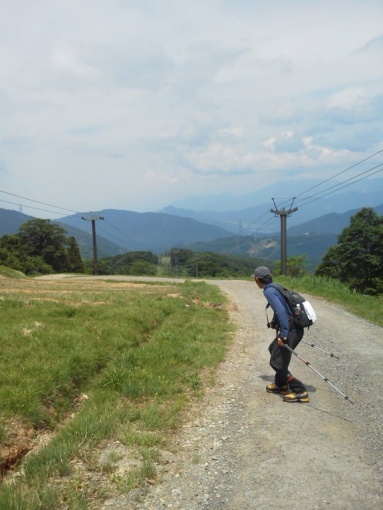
left=301, top=340, right=340, bottom=359
left=284, top=345, right=354, bottom=404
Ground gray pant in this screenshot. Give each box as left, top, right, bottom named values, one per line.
left=268, top=326, right=306, bottom=393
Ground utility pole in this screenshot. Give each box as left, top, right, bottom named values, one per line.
left=271, top=199, right=297, bottom=276
left=81, top=215, right=104, bottom=275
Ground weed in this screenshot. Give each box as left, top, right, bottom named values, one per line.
left=0, top=277, right=231, bottom=508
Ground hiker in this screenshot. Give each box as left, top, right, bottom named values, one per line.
left=252, top=266, right=309, bottom=403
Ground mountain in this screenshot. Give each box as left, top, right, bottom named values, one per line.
left=288, top=204, right=383, bottom=235
left=185, top=232, right=338, bottom=272
left=0, top=208, right=125, bottom=259
left=0, top=208, right=35, bottom=235
left=53, top=222, right=126, bottom=259
left=56, top=209, right=234, bottom=255
left=162, top=178, right=383, bottom=233
left=169, top=178, right=383, bottom=212
left=1, top=200, right=382, bottom=271
left=184, top=204, right=383, bottom=271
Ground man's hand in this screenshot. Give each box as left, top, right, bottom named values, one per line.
left=278, top=337, right=287, bottom=347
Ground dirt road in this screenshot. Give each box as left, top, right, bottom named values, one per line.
left=43, top=276, right=383, bottom=509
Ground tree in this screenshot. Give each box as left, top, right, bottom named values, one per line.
left=315, top=208, right=383, bottom=295
left=274, top=255, right=307, bottom=277
left=82, top=251, right=158, bottom=275
left=18, top=219, right=69, bottom=273
left=0, top=234, right=53, bottom=274
left=66, top=236, right=84, bottom=273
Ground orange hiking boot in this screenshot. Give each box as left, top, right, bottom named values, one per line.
left=266, top=383, right=289, bottom=395
left=283, top=391, right=309, bottom=403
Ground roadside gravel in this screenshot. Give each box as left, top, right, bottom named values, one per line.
left=93, top=278, right=383, bottom=510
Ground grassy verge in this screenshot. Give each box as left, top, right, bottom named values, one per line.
left=276, top=275, right=383, bottom=328
left=0, top=275, right=233, bottom=509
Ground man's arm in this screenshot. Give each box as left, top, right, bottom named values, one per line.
left=264, top=287, right=290, bottom=339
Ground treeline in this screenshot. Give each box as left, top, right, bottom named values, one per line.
left=84, top=251, right=159, bottom=276
left=1, top=208, right=382, bottom=295
left=166, top=248, right=264, bottom=278
left=0, top=219, right=83, bottom=275
left=84, top=249, right=267, bottom=279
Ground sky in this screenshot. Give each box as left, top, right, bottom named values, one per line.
left=1, top=0, right=383, bottom=218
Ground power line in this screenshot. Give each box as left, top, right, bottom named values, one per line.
left=0, top=198, right=78, bottom=217
left=273, top=155, right=383, bottom=213
left=0, top=189, right=149, bottom=252
left=294, top=163, right=383, bottom=210
left=294, top=148, right=383, bottom=201
left=1, top=149, right=382, bottom=260
left=102, top=219, right=152, bottom=252
left=232, top=150, right=383, bottom=254
left=0, top=189, right=80, bottom=215
left=246, top=151, right=383, bottom=231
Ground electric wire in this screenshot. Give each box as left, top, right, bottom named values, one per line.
left=1, top=149, right=382, bottom=258
left=96, top=221, right=151, bottom=252
left=0, top=199, right=74, bottom=217
left=294, top=148, right=383, bottom=201
left=0, top=189, right=80, bottom=216
left=0, top=187, right=151, bottom=252
left=231, top=150, right=383, bottom=254
left=294, top=163, right=383, bottom=209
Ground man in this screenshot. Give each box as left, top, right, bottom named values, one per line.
left=252, top=266, right=309, bottom=403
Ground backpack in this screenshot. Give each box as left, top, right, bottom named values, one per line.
left=269, top=283, right=317, bottom=328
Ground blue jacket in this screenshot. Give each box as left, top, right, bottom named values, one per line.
left=263, top=282, right=292, bottom=338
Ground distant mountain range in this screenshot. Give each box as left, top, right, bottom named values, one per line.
left=57, top=210, right=233, bottom=256
left=162, top=178, right=383, bottom=233
left=0, top=176, right=382, bottom=271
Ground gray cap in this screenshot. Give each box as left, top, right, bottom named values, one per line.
left=251, top=266, right=271, bottom=279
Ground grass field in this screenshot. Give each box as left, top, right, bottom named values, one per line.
left=1, top=269, right=381, bottom=509
left=0, top=271, right=233, bottom=509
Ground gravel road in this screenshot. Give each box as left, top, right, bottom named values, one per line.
left=43, top=276, right=383, bottom=509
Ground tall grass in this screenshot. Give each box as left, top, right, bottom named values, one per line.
left=0, top=276, right=232, bottom=509
left=276, top=275, right=383, bottom=327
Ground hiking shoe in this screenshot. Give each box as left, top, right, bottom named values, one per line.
left=266, top=383, right=289, bottom=394
left=283, top=391, right=309, bottom=403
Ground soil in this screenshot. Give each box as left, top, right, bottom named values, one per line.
left=8, top=276, right=383, bottom=509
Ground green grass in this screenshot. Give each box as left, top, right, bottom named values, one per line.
left=1, top=272, right=381, bottom=509
left=276, top=275, right=383, bottom=327
left=0, top=277, right=232, bottom=509
left=0, top=266, right=27, bottom=279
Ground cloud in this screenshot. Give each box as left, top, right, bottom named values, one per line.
left=357, top=34, right=383, bottom=53
left=0, top=0, right=383, bottom=216
left=326, top=88, right=367, bottom=111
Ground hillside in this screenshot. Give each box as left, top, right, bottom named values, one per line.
left=0, top=208, right=125, bottom=259
left=183, top=204, right=383, bottom=271
left=288, top=203, right=383, bottom=235
left=0, top=209, right=35, bottom=235
left=56, top=209, right=234, bottom=255
left=1, top=202, right=381, bottom=271
left=186, top=232, right=338, bottom=272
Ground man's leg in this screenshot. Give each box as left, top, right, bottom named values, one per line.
left=283, top=328, right=309, bottom=402
left=266, top=338, right=291, bottom=393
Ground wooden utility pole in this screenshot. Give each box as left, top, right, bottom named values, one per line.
left=271, top=199, right=297, bottom=275
left=81, top=215, right=104, bottom=275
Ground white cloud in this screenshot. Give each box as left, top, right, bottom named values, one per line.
left=326, top=88, right=369, bottom=112
left=0, top=0, right=382, bottom=216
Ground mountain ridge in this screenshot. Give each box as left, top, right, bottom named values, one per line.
left=161, top=178, right=383, bottom=233
left=168, top=177, right=383, bottom=213
left=0, top=187, right=382, bottom=270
